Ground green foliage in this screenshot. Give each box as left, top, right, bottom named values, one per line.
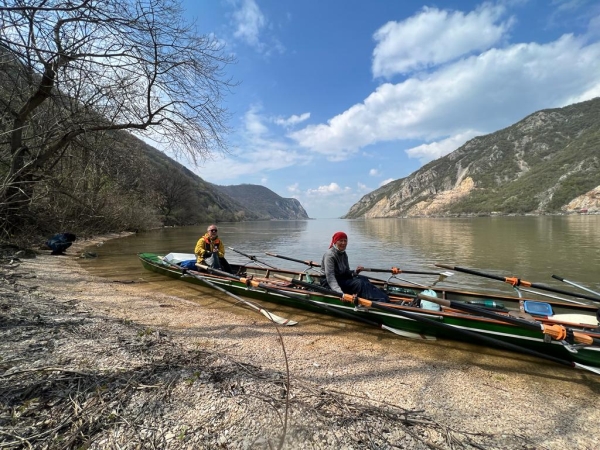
left=548, top=173, right=600, bottom=210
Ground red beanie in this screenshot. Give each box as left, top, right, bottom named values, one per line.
left=329, top=231, right=348, bottom=248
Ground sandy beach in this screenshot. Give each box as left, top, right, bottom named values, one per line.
left=1, top=234, right=599, bottom=449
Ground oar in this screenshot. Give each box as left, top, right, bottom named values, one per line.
left=362, top=267, right=454, bottom=277
left=161, top=259, right=297, bottom=326
left=285, top=278, right=600, bottom=376
left=267, top=252, right=451, bottom=279
left=513, top=288, right=588, bottom=306
left=552, top=275, right=600, bottom=301
left=186, top=272, right=298, bottom=326
left=198, top=264, right=435, bottom=340
left=228, top=247, right=278, bottom=269
left=417, top=292, right=600, bottom=349
left=436, top=264, right=600, bottom=303
left=292, top=280, right=600, bottom=375
left=265, top=252, right=321, bottom=268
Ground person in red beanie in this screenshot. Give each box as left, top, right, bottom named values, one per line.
left=320, top=231, right=390, bottom=302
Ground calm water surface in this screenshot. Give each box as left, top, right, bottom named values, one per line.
left=83, top=216, right=600, bottom=296
left=80, top=216, right=600, bottom=377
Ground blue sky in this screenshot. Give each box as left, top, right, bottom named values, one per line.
left=177, top=0, right=600, bottom=218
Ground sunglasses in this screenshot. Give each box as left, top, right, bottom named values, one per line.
left=209, top=229, right=218, bottom=232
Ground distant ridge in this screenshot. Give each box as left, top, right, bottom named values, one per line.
left=215, top=184, right=310, bottom=220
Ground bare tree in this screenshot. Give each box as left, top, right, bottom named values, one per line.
left=0, top=0, right=234, bottom=231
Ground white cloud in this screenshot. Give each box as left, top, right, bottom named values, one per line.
left=379, top=178, right=395, bottom=186
left=230, top=0, right=284, bottom=55
left=274, top=112, right=311, bottom=127
left=405, top=130, right=481, bottom=163
left=244, top=106, right=269, bottom=136
left=372, top=4, right=512, bottom=78
left=232, top=0, right=266, bottom=48
left=194, top=106, right=308, bottom=181
left=369, top=168, right=380, bottom=176
left=293, top=182, right=362, bottom=218
left=290, top=33, right=600, bottom=161
left=306, top=182, right=351, bottom=196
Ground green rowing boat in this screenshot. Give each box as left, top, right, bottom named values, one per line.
left=138, top=252, right=600, bottom=372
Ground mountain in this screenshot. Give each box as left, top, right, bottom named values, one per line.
left=1, top=44, right=310, bottom=235
left=215, top=184, right=310, bottom=220
left=344, top=98, right=600, bottom=218
left=127, top=135, right=310, bottom=223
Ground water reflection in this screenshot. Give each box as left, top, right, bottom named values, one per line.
left=83, top=216, right=599, bottom=299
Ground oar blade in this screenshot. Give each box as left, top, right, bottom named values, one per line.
left=381, top=325, right=436, bottom=340
left=259, top=309, right=298, bottom=326
left=187, top=269, right=298, bottom=327
left=573, top=362, right=600, bottom=376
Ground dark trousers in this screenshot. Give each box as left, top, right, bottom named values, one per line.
left=325, top=275, right=390, bottom=302
left=206, top=254, right=233, bottom=274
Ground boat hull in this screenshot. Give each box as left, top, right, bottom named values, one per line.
left=138, top=253, right=600, bottom=368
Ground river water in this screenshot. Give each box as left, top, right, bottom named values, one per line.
left=83, top=215, right=600, bottom=296
left=79, top=215, right=599, bottom=374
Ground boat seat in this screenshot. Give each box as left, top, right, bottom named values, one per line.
left=551, top=313, right=599, bottom=327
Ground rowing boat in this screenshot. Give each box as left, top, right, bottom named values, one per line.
left=138, top=252, right=600, bottom=370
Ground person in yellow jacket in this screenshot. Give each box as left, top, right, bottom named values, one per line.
left=194, top=224, right=232, bottom=273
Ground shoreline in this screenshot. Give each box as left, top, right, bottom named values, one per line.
left=1, top=234, right=599, bottom=449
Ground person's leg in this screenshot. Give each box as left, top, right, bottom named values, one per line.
left=341, top=276, right=390, bottom=302
left=205, top=253, right=222, bottom=269
left=219, top=257, right=233, bottom=273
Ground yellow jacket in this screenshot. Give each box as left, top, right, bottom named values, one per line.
left=195, top=233, right=225, bottom=263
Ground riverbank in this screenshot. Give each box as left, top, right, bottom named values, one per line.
left=1, top=235, right=599, bottom=449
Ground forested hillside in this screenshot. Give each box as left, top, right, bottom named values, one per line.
left=0, top=3, right=307, bottom=245
left=215, top=185, right=309, bottom=220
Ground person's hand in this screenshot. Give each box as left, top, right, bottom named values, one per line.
left=355, top=266, right=363, bottom=274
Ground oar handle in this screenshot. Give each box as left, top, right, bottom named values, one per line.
left=552, top=274, right=600, bottom=300
left=229, top=246, right=250, bottom=257
left=527, top=281, right=600, bottom=302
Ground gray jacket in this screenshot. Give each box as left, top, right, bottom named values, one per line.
left=321, top=246, right=354, bottom=293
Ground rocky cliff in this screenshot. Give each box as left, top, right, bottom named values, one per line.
left=344, top=98, right=600, bottom=218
